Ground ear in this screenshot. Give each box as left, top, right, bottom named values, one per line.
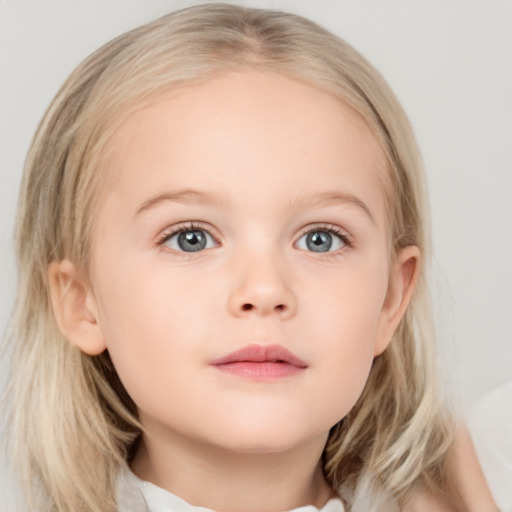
left=48, top=259, right=107, bottom=355
left=374, top=245, right=421, bottom=356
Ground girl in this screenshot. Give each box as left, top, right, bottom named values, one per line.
left=2, top=3, right=499, bottom=512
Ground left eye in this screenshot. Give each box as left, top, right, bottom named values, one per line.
left=162, top=229, right=216, bottom=252
left=296, top=229, right=346, bottom=253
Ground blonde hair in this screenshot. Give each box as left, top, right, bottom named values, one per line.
left=5, top=4, right=453, bottom=511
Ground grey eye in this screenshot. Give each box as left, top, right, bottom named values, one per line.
left=164, top=229, right=215, bottom=252
left=296, top=230, right=345, bottom=253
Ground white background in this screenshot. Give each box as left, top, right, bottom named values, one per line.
left=1, top=1, right=511, bottom=509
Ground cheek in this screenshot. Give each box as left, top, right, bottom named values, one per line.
left=303, top=263, right=388, bottom=417
left=93, top=267, right=191, bottom=391
left=92, top=260, right=230, bottom=416
left=307, top=258, right=388, bottom=347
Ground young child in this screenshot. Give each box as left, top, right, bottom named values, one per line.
left=3, top=3, right=499, bottom=512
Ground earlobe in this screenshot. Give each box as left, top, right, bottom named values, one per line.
left=374, top=245, right=421, bottom=356
left=48, top=260, right=107, bottom=355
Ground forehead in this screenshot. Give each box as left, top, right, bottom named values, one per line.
left=100, top=70, right=387, bottom=222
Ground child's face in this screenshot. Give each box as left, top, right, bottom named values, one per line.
left=83, top=71, right=412, bottom=454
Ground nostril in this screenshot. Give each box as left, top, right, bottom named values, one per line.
left=239, top=303, right=288, bottom=313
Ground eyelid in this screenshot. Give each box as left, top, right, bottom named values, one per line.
left=295, top=223, right=353, bottom=248
left=156, top=221, right=221, bottom=247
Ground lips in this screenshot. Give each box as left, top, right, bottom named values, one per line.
left=210, top=344, right=308, bottom=380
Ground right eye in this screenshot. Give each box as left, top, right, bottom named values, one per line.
left=160, top=227, right=217, bottom=253
left=295, top=227, right=349, bottom=253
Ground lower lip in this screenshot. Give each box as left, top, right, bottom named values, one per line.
left=212, top=361, right=305, bottom=380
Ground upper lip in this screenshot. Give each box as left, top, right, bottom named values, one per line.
left=210, top=344, right=308, bottom=368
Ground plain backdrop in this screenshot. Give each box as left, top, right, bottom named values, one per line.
left=1, top=1, right=511, bottom=510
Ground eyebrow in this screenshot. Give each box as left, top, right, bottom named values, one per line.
left=289, top=192, right=376, bottom=224
left=135, top=188, right=375, bottom=224
left=134, top=189, right=226, bottom=216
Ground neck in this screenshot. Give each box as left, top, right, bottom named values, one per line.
left=131, top=426, right=334, bottom=512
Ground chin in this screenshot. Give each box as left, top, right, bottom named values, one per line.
left=204, top=422, right=326, bottom=455
left=225, top=439, right=298, bottom=454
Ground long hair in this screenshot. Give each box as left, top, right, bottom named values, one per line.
left=4, top=4, right=452, bottom=511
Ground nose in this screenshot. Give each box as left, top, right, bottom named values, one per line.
left=227, top=252, right=297, bottom=319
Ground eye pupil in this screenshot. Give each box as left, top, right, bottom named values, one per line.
left=306, top=231, right=332, bottom=252
left=177, top=230, right=207, bottom=252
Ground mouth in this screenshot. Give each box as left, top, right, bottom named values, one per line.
left=209, top=344, right=308, bottom=380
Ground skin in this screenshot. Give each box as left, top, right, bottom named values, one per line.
left=443, top=425, right=500, bottom=512
left=49, top=70, right=442, bottom=511
left=407, top=424, right=499, bottom=512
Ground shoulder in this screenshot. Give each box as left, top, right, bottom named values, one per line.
left=404, top=489, right=456, bottom=512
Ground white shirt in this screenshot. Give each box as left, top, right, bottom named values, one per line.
left=117, top=465, right=345, bottom=512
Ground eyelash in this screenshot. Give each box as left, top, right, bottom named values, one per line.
left=156, top=222, right=353, bottom=251
left=297, top=223, right=353, bottom=248
left=156, top=221, right=217, bottom=246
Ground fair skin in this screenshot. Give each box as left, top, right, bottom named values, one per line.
left=49, top=70, right=459, bottom=511
left=407, top=425, right=499, bottom=511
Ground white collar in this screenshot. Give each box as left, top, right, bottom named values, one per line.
left=117, top=465, right=345, bottom=512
